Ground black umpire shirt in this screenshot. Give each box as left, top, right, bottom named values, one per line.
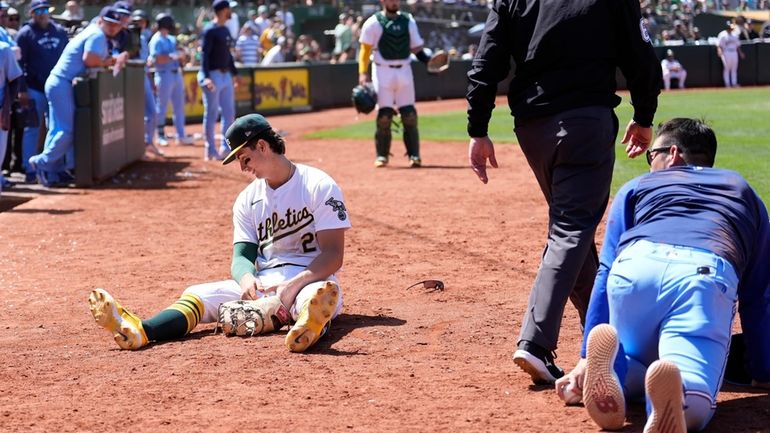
left=467, top=0, right=662, bottom=137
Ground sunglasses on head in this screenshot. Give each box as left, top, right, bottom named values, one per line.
left=406, top=279, right=445, bottom=292
left=33, top=9, right=50, bottom=16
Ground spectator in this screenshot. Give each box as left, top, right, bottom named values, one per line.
left=262, top=35, right=288, bottom=64
left=0, top=2, right=17, bottom=47
left=276, top=2, right=295, bottom=37
left=260, top=18, right=283, bottom=52
left=734, top=15, right=760, bottom=40
left=6, top=7, right=18, bottom=32
left=332, top=14, right=354, bottom=63
left=16, top=0, right=67, bottom=183
left=672, top=20, right=691, bottom=43
left=60, top=0, right=83, bottom=22
left=225, top=4, right=239, bottom=40
left=254, top=5, right=270, bottom=36
left=661, top=49, right=687, bottom=90
left=236, top=23, right=260, bottom=65
left=461, top=43, right=477, bottom=60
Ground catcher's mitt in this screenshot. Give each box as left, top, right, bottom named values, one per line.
left=351, top=83, right=377, bottom=114
left=216, top=296, right=291, bottom=337
left=426, top=50, right=450, bottom=74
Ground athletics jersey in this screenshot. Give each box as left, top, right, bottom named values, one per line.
left=232, top=164, right=352, bottom=271
left=359, top=10, right=424, bottom=66
left=718, top=30, right=741, bottom=53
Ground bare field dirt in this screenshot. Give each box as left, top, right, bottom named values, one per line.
left=1, top=99, right=767, bottom=432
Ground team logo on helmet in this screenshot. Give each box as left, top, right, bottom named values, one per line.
left=351, top=84, right=377, bottom=115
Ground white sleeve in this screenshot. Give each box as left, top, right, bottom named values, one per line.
left=359, top=16, right=381, bottom=46
left=232, top=190, right=258, bottom=245
left=408, top=15, right=424, bottom=49
left=660, top=60, right=668, bottom=73
left=311, top=177, right=352, bottom=232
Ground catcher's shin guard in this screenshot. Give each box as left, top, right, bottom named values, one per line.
left=375, top=107, right=395, bottom=158
left=285, top=282, right=339, bottom=352
left=399, top=105, right=419, bottom=158
left=88, top=288, right=149, bottom=350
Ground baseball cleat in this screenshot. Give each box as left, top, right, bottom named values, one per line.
left=644, top=360, right=686, bottom=433
left=513, top=347, right=564, bottom=385
left=583, top=324, right=626, bottom=430
left=374, top=156, right=388, bottom=168
left=157, top=137, right=169, bottom=147
left=285, top=282, right=339, bottom=352
left=88, top=288, right=148, bottom=350
left=178, top=136, right=195, bottom=146
left=408, top=156, right=422, bottom=168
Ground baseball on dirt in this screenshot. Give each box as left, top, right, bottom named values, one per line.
left=561, top=383, right=582, bottom=406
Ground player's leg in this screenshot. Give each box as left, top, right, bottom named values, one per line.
left=285, top=280, right=344, bottom=352
left=143, top=76, right=161, bottom=155
left=721, top=55, right=731, bottom=87
left=662, top=71, right=671, bottom=91
left=199, top=70, right=221, bottom=159
left=396, top=67, right=420, bottom=166
left=88, top=280, right=242, bottom=350
left=28, top=77, right=74, bottom=186
left=729, top=54, right=739, bottom=87
left=21, top=88, right=47, bottom=182
left=513, top=106, right=617, bottom=383
left=154, top=71, right=173, bottom=145
left=372, top=64, right=394, bottom=167
left=677, top=70, right=687, bottom=89
left=217, top=72, right=236, bottom=157
left=653, top=249, right=738, bottom=432
left=171, top=73, right=189, bottom=143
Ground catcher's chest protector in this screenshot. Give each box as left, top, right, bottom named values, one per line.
left=376, top=11, right=411, bottom=60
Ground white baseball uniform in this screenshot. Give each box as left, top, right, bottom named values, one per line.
left=661, top=58, right=687, bottom=90
left=717, top=30, right=741, bottom=87
left=185, top=164, right=352, bottom=323
left=359, top=11, right=424, bottom=108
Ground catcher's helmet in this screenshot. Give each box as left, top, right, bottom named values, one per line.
left=351, top=84, right=377, bottom=114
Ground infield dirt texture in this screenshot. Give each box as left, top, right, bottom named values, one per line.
left=1, top=98, right=767, bottom=432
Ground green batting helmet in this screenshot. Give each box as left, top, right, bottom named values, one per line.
left=351, top=84, right=377, bottom=114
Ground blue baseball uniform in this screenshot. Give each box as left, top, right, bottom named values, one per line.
left=16, top=18, right=68, bottom=177
left=149, top=31, right=186, bottom=140
left=0, top=41, right=23, bottom=192
left=136, top=32, right=156, bottom=145
left=581, top=166, right=770, bottom=429
left=198, top=23, right=236, bottom=159
left=28, top=24, right=109, bottom=181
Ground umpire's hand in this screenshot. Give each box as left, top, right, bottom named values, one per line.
left=621, top=120, right=653, bottom=159
left=469, top=136, right=498, bottom=184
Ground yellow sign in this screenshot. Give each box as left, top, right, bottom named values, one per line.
left=253, top=68, right=310, bottom=111
left=182, top=70, right=205, bottom=118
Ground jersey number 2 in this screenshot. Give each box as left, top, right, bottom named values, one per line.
left=301, top=233, right=316, bottom=253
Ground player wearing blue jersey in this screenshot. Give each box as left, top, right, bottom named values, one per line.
left=27, top=7, right=127, bottom=186
left=131, top=10, right=163, bottom=157
left=554, top=118, right=770, bottom=433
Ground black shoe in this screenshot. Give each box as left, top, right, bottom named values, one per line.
left=513, top=342, right=564, bottom=385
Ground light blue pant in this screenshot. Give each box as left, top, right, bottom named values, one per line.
left=143, top=74, right=156, bottom=145
left=29, top=75, right=74, bottom=174
left=608, top=240, right=738, bottom=431
left=21, top=88, right=48, bottom=174
left=198, top=69, right=234, bottom=158
left=155, top=69, right=186, bottom=139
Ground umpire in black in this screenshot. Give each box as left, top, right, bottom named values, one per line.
left=466, top=0, right=662, bottom=385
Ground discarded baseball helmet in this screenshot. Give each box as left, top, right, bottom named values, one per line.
left=351, top=84, right=377, bottom=114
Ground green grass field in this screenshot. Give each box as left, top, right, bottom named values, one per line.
left=308, top=88, right=770, bottom=201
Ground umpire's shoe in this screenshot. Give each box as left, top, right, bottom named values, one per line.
left=89, top=288, right=148, bottom=350
left=513, top=342, right=564, bottom=385
left=285, top=282, right=338, bottom=352
left=644, top=360, right=686, bottom=433
left=583, top=324, right=625, bottom=430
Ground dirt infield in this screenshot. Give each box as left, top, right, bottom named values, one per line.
left=0, top=99, right=767, bottom=433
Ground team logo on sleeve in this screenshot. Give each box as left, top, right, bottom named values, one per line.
left=639, top=18, right=651, bottom=43
left=325, top=197, right=347, bottom=221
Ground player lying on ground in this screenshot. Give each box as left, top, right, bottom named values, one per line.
left=89, top=113, right=352, bottom=352
left=554, top=118, right=770, bottom=432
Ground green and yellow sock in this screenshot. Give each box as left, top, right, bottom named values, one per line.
left=142, top=294, right=204, bottom=342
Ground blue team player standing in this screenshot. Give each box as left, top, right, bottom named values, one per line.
left=130, top=9, right=162, bottom=157
left=0, top=40, right=24, bottom=195
left=554, top=118, right=770, bottom=433
left=27, top=8, right=127, bottom=186
left=15, top=0, right=67, bottom=183
left=199, top=0, right=239, bottom=161
left=150, top=13, right=193, bottom=147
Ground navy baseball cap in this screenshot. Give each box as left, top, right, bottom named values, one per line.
left=29, top=0, right=54, bottom=13
left=222, top=114, right=273, bottom=165
left=100, top=6, right=122, bottom=24
left=112, top=1, right=132, bottom=15
left=212, top=0, right=238, bottom=11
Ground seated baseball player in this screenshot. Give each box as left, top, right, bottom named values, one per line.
left=553, top=118, right=770, bottom=432
left=661, top=49, right=687, bottom=91
left=88, top=113, right=351, bottom=352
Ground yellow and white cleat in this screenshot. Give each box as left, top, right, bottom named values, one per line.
left=285, top=282, right=338, bottom=352
left=88, top=288, right=148, bottom=350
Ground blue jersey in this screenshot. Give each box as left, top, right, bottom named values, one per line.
left=581, top=166, right=770, bottom=380
left=200, top=23, right=236, bottom=78
left=50, top=24, right=109, bottom=81
left=0, top=26, right=16, bottom=46
left=0, top=41, right=23, bottom=107
left=149, top=32, right=180, bottom=72
left=16, top=20, right=69, bottom=91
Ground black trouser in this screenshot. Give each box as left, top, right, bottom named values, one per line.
left=514, top=105, right=618, bottom=352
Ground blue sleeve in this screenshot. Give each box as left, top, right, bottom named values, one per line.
left=201, top=27, right=212, bottom=78
left=84, top=31, right=108, bottom=59
left=149, top=34, right=161, bottom=58
left=579, top=177, right=640, bottom=358
left=737, top=193, right=770, bottom=382
left=139, top=35, right=149, bottom=62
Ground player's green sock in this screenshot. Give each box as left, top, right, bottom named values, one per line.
left=142, top=294, right=203, bottom=342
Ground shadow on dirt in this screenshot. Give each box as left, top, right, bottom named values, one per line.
left=311, top=313, right=407, bottom=356
left=92, top=158, right=199, bottom=190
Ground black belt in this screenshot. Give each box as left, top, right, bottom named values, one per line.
left=376, top=63, right=403, bottom=68
left=161, top=69, right=179, bottom=73
left=266, top=262, right=303, bottom=270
